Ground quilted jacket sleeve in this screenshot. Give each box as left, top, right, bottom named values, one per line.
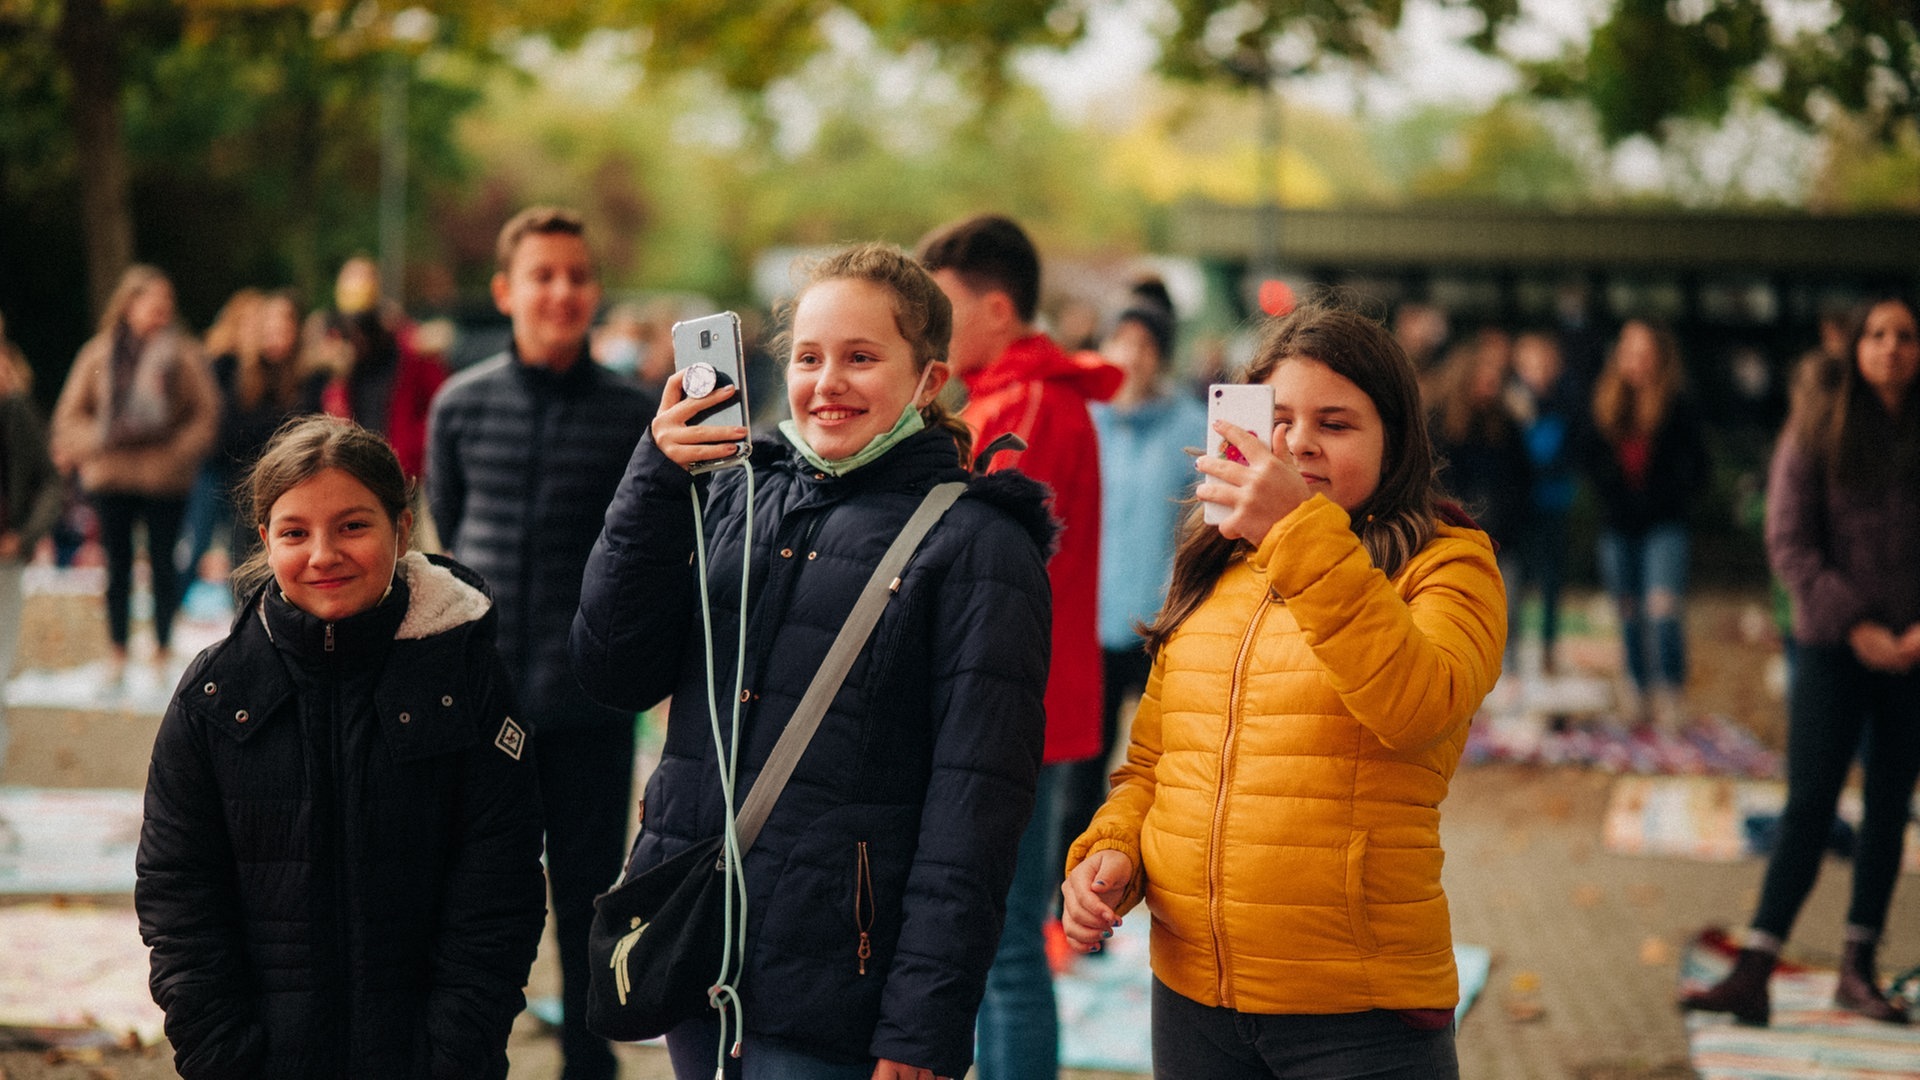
left=868, top=507, right=1051, bottom=1077
left=1255, top=495, right=1505, bottom=753
left=424, top=387, right=467, bottom=552
left=570, top=433, right=704, bottom=712
left=135, top=671, right=267, bottom=1080
left=424, top=656, right=546, bottom=1080
left=1765, top=434, right=1864, bottom=644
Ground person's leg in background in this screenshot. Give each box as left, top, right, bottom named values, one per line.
left=1596, top=528, right=1650, bottom=720
left=0, top=552, right=24, bottom=770
left=976, top=764, right=1063, bottom=1080
left=180, top=463, right=222, bottom=586
left=142, top=496, right=188, bottom=660
left=1148, top=978, right=1276, bottom=1080
left=1058, top=647, right=1149, bottom=864
left=92, top=493, right=137, bottom=678
left=1642, top=522, right=1691, bottom=726
left=1532, top=508, right=1570, bottom=675
left=1836, top=669, right=1920, bottom=1019
left=537, top=718, right=638, bottom=1080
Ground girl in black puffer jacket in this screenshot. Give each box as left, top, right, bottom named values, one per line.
left=571, top=244, right=1053, bottom=1080
left=136, top=417, right=546, bottom=1080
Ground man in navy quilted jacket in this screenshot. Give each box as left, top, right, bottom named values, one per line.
left=427, top=207, right=657, bottom=1080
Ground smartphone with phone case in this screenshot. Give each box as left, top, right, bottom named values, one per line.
left=1204, top=383, right=1276, bottom=525
left=671, top=311, right=751, bottom=474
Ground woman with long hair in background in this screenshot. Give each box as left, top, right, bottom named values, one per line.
left=1681, top=295, right=1920, bottom=1026
left=50, top=265, right=219, bottom=683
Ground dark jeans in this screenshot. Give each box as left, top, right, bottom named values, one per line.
left=1058, top=646, right=1153, bottom=860
left=1511, top=508, right=1569, bottom=656
left=538, top=719, right=639, bottom=1080
left=666, top=1022, right=872, bottom=1080
left=1151, top=979, right=1458, bottom=1080
left=93, top=493, right=187, bottom=649
left=1751, top=644, right=1920, bottom=940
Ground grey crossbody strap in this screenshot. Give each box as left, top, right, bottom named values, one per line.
left=732, top=481, right=967, bottom=852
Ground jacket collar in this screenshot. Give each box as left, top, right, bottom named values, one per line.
left=260, top=574, right=410, bottom=667
left=962, top=333, right=1122, bottom=403
left=771, top=427, right=968, bottom=501
left=508, top=340, right=598, bottom=393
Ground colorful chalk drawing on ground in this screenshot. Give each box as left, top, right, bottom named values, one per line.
left=0, top=903, right=165, bottom=1046
left=0, top=787, right=143, bottom=895
left=1604, top=776, right=1920, bottom=872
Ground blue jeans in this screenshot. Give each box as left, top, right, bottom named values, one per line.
left=1596, top=524, right=1690, bottom=691
left=666, top=1019, right=873, bottom=1080
left=1151, top=979, right=1459, bottom=1080
left=975, top=763, right=1063, bottom=1080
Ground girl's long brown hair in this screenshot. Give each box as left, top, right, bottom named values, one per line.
left=1786, top=294, right=1920, bottom=491
left=1138, top=301, right=1442, bottom=655
left=1591, top=319, right=1684, bottom=446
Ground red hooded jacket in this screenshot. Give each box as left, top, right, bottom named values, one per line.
left=962, top=334, right=1121, bottom=764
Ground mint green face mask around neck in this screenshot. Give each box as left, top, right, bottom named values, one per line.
left=779, top=365, right=937, bottom=477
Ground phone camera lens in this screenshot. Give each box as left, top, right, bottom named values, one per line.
left=700, top=330, right=713, bottom=348
left=1213, top=389, right=1222, bottom=398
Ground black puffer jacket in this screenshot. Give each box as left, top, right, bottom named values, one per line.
left=426, top=348, right=656, bottom=731
left=136, top=553, right=547, bottom=1080
left=571, top=428, right=1053, bottom=1077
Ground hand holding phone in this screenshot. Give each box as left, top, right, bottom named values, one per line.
left=1201, top=383, right=1275, bottom=526
left=662, top=312, right=751, bottom=474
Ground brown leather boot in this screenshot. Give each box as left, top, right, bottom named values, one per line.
left=1680, top=947, right=1774, bottom=1026
left=1836, top=940, right=1910, bottom=1023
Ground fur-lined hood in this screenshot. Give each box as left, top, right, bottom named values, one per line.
left=393, top=551, right=492, bottom=640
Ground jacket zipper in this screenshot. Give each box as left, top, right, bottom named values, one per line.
left=324, top=623, right=334, bottom=652
left=1209, top=593, right=1270, bottom=1010
left=854, top=841, right=874, bottom=975
left=327, top=634, right=351, bottom=1067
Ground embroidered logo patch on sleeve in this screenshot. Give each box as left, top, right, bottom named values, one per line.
left=495, top=717, right=526, bottom=760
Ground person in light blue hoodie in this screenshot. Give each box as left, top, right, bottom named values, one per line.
left=1057, top=294, right=1207, bottom=867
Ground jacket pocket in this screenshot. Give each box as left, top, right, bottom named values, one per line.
left=1345, top=831, right=1378, bottom=954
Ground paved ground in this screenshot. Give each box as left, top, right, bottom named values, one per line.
left=4, top=585, right=1915, bottom=1079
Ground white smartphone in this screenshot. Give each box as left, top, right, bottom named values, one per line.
left=1204, top=383, right=1276, bottom=526
left=672, top=311, right=750, bottom=473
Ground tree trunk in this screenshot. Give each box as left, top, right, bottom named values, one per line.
left=57, top=0, right=134, bottom=322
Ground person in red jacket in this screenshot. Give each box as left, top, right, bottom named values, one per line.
left=918, top=214, right=1120, bottom=1080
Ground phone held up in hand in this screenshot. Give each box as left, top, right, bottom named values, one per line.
left=1204, top=383, right=1275, bottom=526
left=672, top=311, right=751, bottom=474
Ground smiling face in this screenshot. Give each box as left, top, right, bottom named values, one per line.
left=493, top=231, right=600, bottom=368
left=1856, top=299, right=1919, bottom=412
left=787, top=277, right=945, bottom=462
left=262, top=467, right=411, bottom=622
left=1265, top=357, right=1386, bottom=512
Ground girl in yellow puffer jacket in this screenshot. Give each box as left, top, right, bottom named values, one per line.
left=1062, top=303, right=1506, bottom=1080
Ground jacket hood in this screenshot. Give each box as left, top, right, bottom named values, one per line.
left=965, top=468, right=1059, bottom=559
left=962, top=334, right=1122, bottom=404
left=394, top=551, right=493, bottom=639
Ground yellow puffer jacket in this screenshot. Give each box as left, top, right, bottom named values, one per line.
left=1068, top=494, right=1505, bottom=1014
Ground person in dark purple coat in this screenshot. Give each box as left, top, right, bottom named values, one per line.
left=1682, top=295, right=1920, bottom=1027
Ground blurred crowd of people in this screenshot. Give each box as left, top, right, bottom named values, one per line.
left=0, top=215, right=1914, bottom=1078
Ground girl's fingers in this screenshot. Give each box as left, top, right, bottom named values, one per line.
left=1212, top=419, right=1273, bottom=464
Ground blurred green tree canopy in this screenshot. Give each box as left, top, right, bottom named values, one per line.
left=2, top=0, right=1916, bottom=389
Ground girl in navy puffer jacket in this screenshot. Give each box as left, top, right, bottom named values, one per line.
left=136, top=417, right=545, bottom=1079
left=572, top=243, right=1052, bottom=1080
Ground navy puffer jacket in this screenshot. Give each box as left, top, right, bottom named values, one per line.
left=571, top=428, right=1053, bottom=1077
left=426, top=348, right=657, bottom=732
left=136, top=553, right=547, bottom=1080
